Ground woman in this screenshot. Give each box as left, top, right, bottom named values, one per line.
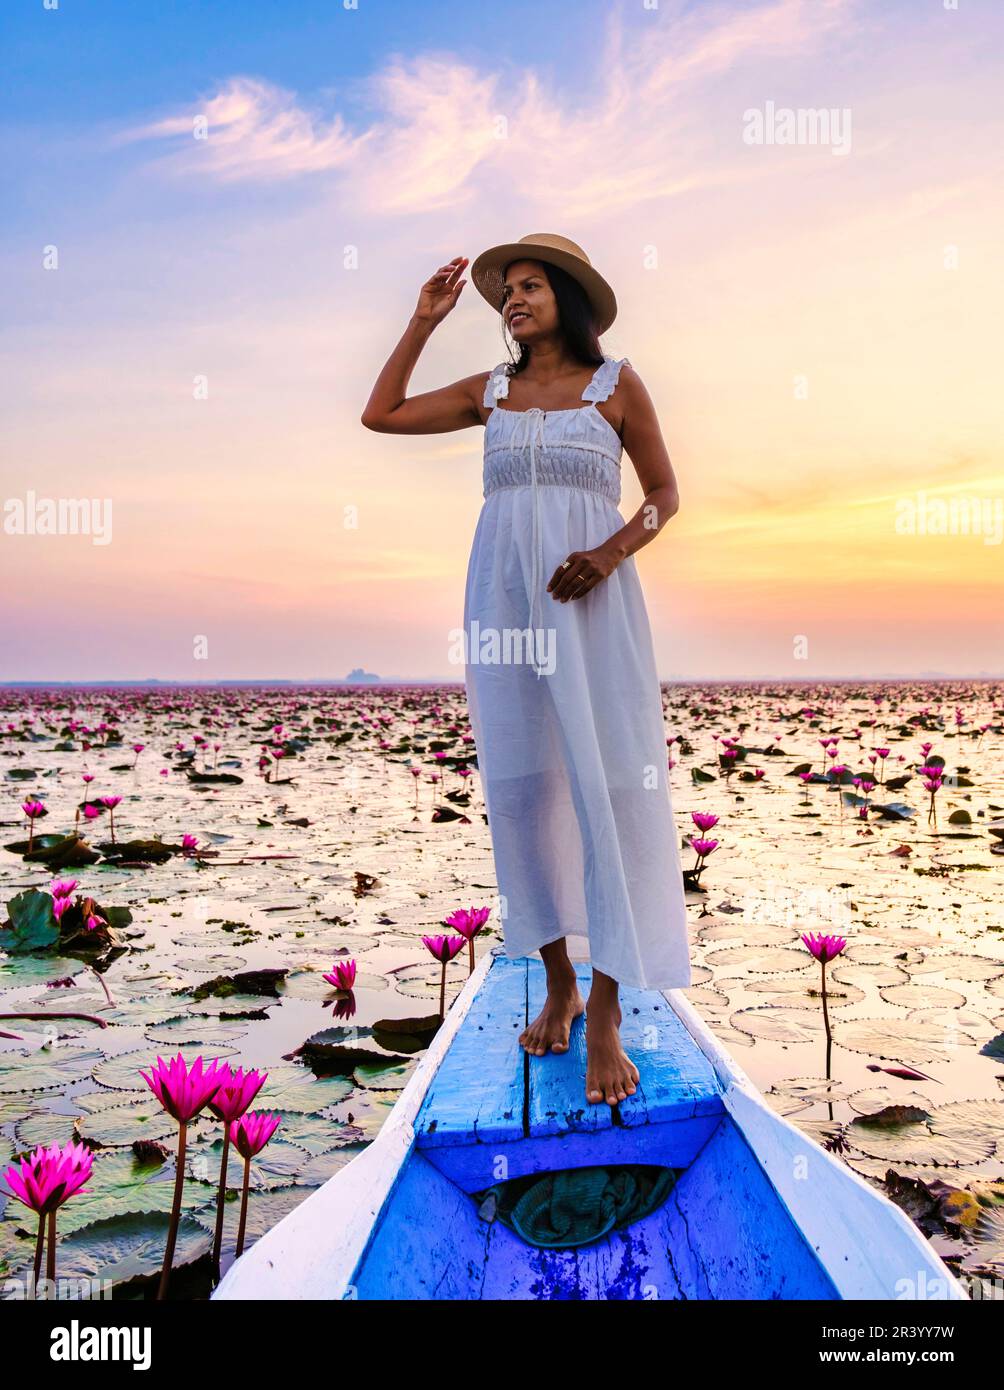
left=362, top=233, right=691, bottom=1107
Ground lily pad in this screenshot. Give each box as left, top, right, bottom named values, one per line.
left=249, top=1062, right=354, bottom=1114
left=55, top=1151, right=213, bottom=1235
left=728, top=1007, right=824, bottom=1044
left=55, top=1212, right=211, bottom=1285
left=0, top=1048, right=106, bottom=1096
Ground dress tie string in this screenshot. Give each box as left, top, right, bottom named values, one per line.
left=511, top=407, right=548, bottom=679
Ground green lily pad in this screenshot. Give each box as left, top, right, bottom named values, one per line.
left=145, top=1018, right=250, bottom=1046
left=0, top=889, right=59, bottom=951
left=76, top=1098, right=184, bottom=1148
left=267, top=1112, right=351, bottom=1157
left=253, top=1062, right=353, bottom=1114
left=186, top=1136, right=307, bottom=1191
left=729, top=1007, right=825, bottom=1044
left=15, top=1111, right=82, bottom=1150
left=0, top=1048, right=106, bottom=1096
left=0, top=955, right=87, bottom=987
left=352, top=1061, right=413, bottom=1092
left=56, top=1151, right=212, bottom=1236
left=190, top=1184, right=314, bottom=1250
left=90, top=1046, right=239, bottom=1093
left=55, top=1212, right=211, bottom=1286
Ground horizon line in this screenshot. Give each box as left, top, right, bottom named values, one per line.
left=1, top=674, right=1003, bottom=689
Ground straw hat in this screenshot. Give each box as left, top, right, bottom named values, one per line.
left=471, top=233, right=617, bottom=335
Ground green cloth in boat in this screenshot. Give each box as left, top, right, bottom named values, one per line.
left=475, top=1165, right=678, bottom=1250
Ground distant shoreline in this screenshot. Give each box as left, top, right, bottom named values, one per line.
left=1, top=675, right=1002, bottom=690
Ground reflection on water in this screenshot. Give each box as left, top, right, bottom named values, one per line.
left=0, top=680, right=1001, bottom=1295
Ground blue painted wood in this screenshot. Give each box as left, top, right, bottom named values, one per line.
left=353, top=1122, right=838, bottom=1300
left=661, top=1117, right=840, bottom=1300
left=415, top=955, right=527, bottom=1150
left=527, top=963, right=724, bottom=1136
left=420, top=1114, right=722, bottom=1193
left=414, top=955, right=724, bottom=1192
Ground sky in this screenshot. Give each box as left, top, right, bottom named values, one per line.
left=1, top=0, right=1002, bottom=681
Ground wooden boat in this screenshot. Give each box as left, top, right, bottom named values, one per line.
left=214, top=951, right=965, bottom=1301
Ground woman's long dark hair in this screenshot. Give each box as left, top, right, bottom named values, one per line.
left=501, top=260, right=605, bottom=376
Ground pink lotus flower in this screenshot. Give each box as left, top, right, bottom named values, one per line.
left=101, top=795, right=121, bottom=810
left=691, top=838, right=719, bottom=857
left=444, top=905, right=491, bottom=939
left=206, top=1064, right=268, bottom=1273
left=801, top=933, right=847, bottom=964
left=50, top=879, right=78, bottom=899
left=207, top=1067, right=267, bottom=1124
left=422, top=934, right=466, bottom=963
left=139, top=1053, right=228, bottom=1124
left=2, top=1139, right=93, bottom=1216
left=21, top=799, right=46, bottom=852
left=444, top=905, right=492, bottom=974
left=181, top=833, right=199, bottom=855
left=423, top=934, right=467, bottom=1019
left=51, top=896, right=73, bottom=923
left=139, top=1054, right=229, bottom=1298
left=691, top=811, right=719, bottom=832
left=230, top=1112, right=283, bottom=1258
left=323, top=959, right=357, bottom=991
left=230, top=1111, right=282, bottom=1160
left=3, top=1138, right=95, bottom=1287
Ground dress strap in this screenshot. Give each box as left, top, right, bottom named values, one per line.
left=483, top=363, right=512, bottom=409
left=582, top=355, right=631, bottom=403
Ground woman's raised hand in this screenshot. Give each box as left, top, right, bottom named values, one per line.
left=414, top=256, right=468, bottom=326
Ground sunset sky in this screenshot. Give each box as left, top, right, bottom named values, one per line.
left=2, top=0, right=1002, bottom=681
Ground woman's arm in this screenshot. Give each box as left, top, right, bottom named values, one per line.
left=360, top=256, right=486, bottom=435
left=547, top=365, right=680, bottom=602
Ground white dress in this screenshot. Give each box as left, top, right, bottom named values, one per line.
left=462, top=355, right=691, bottom=991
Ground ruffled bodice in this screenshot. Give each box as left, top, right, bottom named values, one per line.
left=479, top=355, right=630, bottom=677
left=481, top=356, right=627, bottom=507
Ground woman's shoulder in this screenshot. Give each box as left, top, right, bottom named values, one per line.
left=583, top=354, right=635, bottom=403
left=481, top=363, right=512, bottom=407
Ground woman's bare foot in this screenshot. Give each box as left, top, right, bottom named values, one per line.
left=519, top=960, right=585, bottom=1056
left=585, top=973, right=639, bottom=1105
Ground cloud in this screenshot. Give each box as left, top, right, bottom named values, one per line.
left=118, top=76, right=361, bottom=181
left=119, top=0, right=857, bottom=214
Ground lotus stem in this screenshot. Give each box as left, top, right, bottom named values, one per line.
left=820, top=959, right=834, bottom=1078
left=88, top=967, right=116, bottom=1008
left=33, top=1213, right=45, bottom=1293
left=157, top=1120, right=187, bottom=1300
left=46, top=1210, right=56, bottom=1284
left=212, top=1123, right=232, bottom=1276
left=235, top=1156, right=251, bottom=1258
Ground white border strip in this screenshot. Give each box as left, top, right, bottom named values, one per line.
left=664, top=987, right=967, bottom=1302
left=213, top=950, right=497, bottom=1300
